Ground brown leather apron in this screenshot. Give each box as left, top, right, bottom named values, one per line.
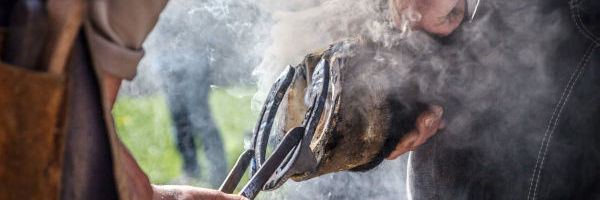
left=0, top=1, right=165, bottom=199
left=0, top=35, right=69, bottom=199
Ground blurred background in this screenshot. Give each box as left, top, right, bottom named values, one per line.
left=112, top=0, right=410, bottom=199
left=114, top=84, right=256, bottom=187
left=114, top=0, right=263, bottom=189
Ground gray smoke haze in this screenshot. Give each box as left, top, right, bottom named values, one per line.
left=252, top=1, right=416, bottom=199
left=253, top=0, right=570, bottom=199
left=405, top=1, right=570, bottom=198
left=120, top=0, right=270, bottom=96
left=252, top=0, right=397, bottom=108
left=259, top=155, right=410, bottom=200
left=117, top=0, right=272, bottom=187
left=118, top=0, right=572, bottom=198
left=123, top=0, right=416, bottom=197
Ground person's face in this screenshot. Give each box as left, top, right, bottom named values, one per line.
left=391, top=0, right=466, bottom=36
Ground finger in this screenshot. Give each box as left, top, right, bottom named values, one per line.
left=222, top=193, right=250, bottom=200
left=385, top=105, right=445, bottom=160
left=385, top=130, right=418, bottom=160
left=439, top=118, right=447, bottom=129
left=430, top=105, right=443, bottom=118
left=428, top=105, right=445, bottom=129
left=199, top=189, right=248, bottom=200
left=413, top=105, right=444, bottom=148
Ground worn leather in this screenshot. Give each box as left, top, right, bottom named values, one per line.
left=0, top=0, right=168, bottom=199
left=0, top=62, right=68, bottom=200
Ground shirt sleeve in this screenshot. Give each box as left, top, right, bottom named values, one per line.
left=84, top=0, right=169, bottom=80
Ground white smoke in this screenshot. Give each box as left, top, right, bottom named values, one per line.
left=252, top=0, right=569, bottom=199
left=252, top=0, right=400, bottom=109
left=252, top=0, right=415, bottom=199
left=119, top=0, right=569, bottom=198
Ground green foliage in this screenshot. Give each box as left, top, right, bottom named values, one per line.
left=112, top=87, right=257, bottom=189
left=209, top=87, right=257, bottom=169
left=113, top=95, right=182, bottom=184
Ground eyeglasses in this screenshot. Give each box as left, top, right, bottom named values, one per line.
left=466, top=0, right=480, bottom=22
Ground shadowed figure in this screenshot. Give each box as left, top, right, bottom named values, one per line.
left=145, top=0, right=265, bottom=187
left=160, top=58, right=225, bottom=186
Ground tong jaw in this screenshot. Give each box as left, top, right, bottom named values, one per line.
left=219, top=60, right=330, bottom=199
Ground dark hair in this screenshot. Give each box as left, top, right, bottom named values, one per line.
left=349, top=99, right=427, bottom=172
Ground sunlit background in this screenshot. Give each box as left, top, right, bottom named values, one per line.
left=113, top=0, right=264, bottom=190
left=113, top=85, right=257, bottom=187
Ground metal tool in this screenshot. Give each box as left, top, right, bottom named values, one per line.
left=240, top=127, right=304, bottom=198
left=219, top=57, right=331, bottom=199
left=219, top=149, right=254, bottom=193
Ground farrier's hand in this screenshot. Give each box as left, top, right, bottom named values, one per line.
left=152, top=185, right=249, bottom=200
left=386, top=105, right=445, bottom=160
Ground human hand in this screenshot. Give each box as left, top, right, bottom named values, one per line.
left=152, top=185, right=249, bottom=200
left=386, top=105, right=445, bottom=160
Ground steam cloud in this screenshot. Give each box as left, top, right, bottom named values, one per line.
left=255, top=0, right=568, bottom=199
left=255, top=0, right=416, bottom=199
left=120, top=0, right=571, bottom=198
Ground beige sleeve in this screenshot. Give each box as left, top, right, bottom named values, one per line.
left=84, top=0, right=169, bottom=80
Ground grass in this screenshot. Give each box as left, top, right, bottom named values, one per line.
left=112, top=87, right=257, bottom=189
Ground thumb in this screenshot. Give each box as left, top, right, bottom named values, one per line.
left=413, top=105, right=444, bottom=149
left=222, top=193, right=250, bottom=200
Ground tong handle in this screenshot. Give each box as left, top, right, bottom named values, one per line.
left=239, top=127, right=304, bottom=199
left=219, top=149, right=254, bottom=193
left=218, top=127, right=304, bottom=198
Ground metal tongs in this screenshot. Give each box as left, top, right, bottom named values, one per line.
left=219, top=59, right=331, bottom=199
